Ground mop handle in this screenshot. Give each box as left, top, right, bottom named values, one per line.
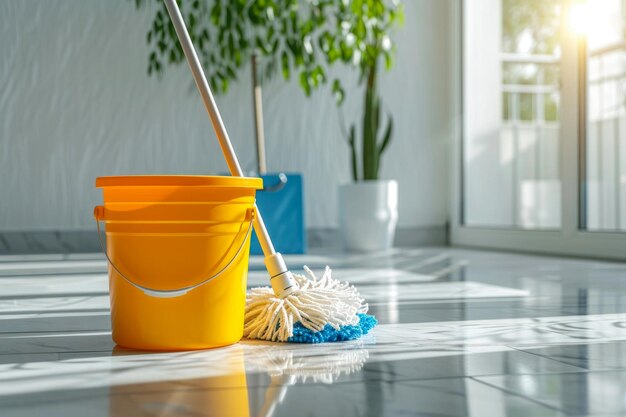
left=163, top=0, right=299, bottom=297
left=163, top=0, right=275, bottom=256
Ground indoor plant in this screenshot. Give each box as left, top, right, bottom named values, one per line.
left=135, top=0, right=403, bottom=252
left=314, top=0, right=403, bottom=252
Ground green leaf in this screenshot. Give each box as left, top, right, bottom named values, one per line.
left=384, top=51, right=393, bottom=70
left=248, top=4, right=261, bottom=24
left=311, top=66, right=326, bottom=87
left=362, top=84, right=376, bottom=179
left=339, top=41, right=354, bottom=61
left=328, top=47, right=340, bottom=63
left=255, top=37, right=269, bottom=54
left=210, top=3, right=221, bottom=25
left=332, top=79, right=345, bottom=105
left=201, top=29, right=210, bottom=42
left=299, top=71, right=311, bottom=96
left=270, top=38, right=279, bottom=54
left=226, top=6, right=233, bottom=26
left=290, top=11, right=297, bottom=33
left=157, top=40, right=166, bottom=53
left=378, top=114, right=393, bottom=156
left=228, top=33, right=236, bottom=55
left=167, top=19, right=176, bottom=40
left=372, top=94, right=380, bottom=137
left=226, top=65, right=237, bottom=79
left=397, top=4, right=405, bottom=26
left=281, top=51, right=290, bottom=79
left=301, top=20, right=314, bottom=35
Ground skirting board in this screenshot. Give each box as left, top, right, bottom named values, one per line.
left=0, top=226, right=448, bottom=255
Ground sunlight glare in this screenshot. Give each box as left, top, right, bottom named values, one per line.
left=569, top=2, right=590, bottom=36
left=569, top=0, right=623, bottom=48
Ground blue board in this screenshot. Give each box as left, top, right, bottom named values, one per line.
left=250, top=172, right=306, bottom=255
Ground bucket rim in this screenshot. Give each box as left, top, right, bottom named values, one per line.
left=96, top=175, right=263, bottom=189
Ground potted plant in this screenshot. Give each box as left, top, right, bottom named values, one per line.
left=338, top=55, right=399, bottom=252
left=135, top=0, right=403, bottom=252
left=299, top=0, right=403, bottom=252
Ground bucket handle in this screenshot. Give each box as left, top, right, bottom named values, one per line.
left=262, top=172, right=288, bottom=193
left=94, top=206, right=255, bottom=298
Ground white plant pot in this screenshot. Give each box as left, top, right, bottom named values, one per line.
left=338, top=180, right=398, bottom=252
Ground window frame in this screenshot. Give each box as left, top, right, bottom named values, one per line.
left=450, top=0, right=626, bottom=260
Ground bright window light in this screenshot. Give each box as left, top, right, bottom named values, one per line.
left=569, top=2, right=590, bottom=35
left=569, top=0, right=624, bottom=48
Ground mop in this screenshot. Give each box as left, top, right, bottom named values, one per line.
left=162, top=0, right=377, bottom=343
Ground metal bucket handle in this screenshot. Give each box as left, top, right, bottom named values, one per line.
left=94, top=206, right=254, bottom=298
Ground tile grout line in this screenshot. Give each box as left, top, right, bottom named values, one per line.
left=468, top=375, right=567, bottom=413
left=508, top=345, right=590, bottom=371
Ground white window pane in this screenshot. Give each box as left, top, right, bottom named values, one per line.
left=463, top=0, right=562, bottom=229
left=584, top=0, right=626, bottom=231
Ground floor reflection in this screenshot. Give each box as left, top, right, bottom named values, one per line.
left=109, top=346, right=250, bottom=417
left=2, top=247, right=626, bottom=416
left=244, top=342, right=369, bottom=417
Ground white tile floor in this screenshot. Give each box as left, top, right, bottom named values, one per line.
left=1, top=247, right=626, bottom=416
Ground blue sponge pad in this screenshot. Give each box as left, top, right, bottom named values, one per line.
left=288, top=314, right=377, bottom=343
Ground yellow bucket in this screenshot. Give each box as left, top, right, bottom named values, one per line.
left=94, top=175, right=263, bottom=350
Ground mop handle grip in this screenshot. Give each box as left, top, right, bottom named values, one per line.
left=162, top=0, right=276, bottom=257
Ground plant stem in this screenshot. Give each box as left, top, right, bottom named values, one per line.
left=362, top=61, right=378, bottom=180
left=349, top=125, right=358, bottom=181
left=251, top=53, right=267, bottom=174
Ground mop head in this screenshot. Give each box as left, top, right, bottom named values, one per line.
left=244, top=266, right=377, bottom=343
left=289, top=313, right=377, bottom=343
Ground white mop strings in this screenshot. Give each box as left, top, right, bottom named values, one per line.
left=244, top=266, right=368, bottom=342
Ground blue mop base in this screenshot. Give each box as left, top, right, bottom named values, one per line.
left=288, top=314, right=377, bottom=343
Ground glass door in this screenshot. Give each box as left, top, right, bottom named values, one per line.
left=452, top=0, right=626, bottom=260
left=581, top=0, right=626, bottom=231
left=463, top=0, right=562, bottom=230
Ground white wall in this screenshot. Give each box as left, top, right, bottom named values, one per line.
left=0, top=0, right=456, bottom=232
